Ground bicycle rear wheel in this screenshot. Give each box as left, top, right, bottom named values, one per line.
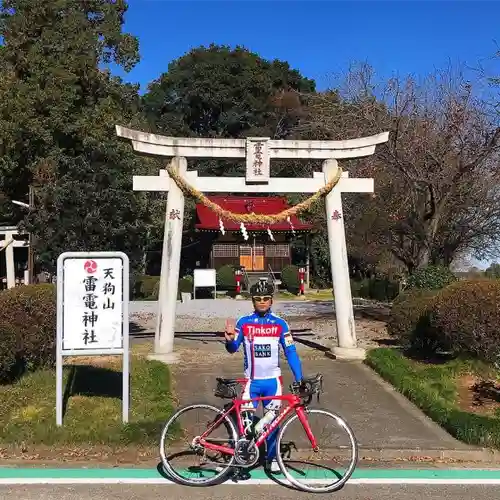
left=160, top=403, right=238, bottom=487
left=275, top=408, right=358, bottom=493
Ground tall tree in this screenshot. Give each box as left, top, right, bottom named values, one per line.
left=142, top=44, right=317, bottom=274
left=0, top=0, right=153, bottom=270
left=143, top=44, right=315, bottom=139
left=300, top=62, right=500, bottom=273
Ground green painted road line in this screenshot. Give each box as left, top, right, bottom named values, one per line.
left=0, top=468, right=500, bottom=480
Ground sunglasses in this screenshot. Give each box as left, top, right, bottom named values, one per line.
left=252, top=295, right=272, bottom=302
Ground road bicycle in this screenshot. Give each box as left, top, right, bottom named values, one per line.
left=160, top=373, right=358, bottom=493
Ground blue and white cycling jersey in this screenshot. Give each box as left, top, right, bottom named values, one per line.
left=225, top=310, right=302, bottom=382
left=225, top=309, right=303, bottom=461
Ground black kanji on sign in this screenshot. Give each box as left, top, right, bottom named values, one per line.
left=169, top=209, right=181, bottom=220
left=82, top=329, right=98, bottom=345
left=252, top=142, right=265, bottom=176
left=103, top=268, right=115, bottom=279
left=83, top=276, right=98, bottom=292
left=103, top=297, right=115, bottom=310
left=82, top=310, right=98, bottom=327
left=103, top=282, right=116, bottom=295
left=83, top=293, right=98, bottom=309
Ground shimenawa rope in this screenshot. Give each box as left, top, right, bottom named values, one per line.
left=165, top=164, right=343, bottom=224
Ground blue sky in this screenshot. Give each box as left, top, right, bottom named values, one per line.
left=115, top=1, right=499, bottom=268
left=117, top=0, right=499, bottom=95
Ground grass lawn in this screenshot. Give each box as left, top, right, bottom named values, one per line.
left=276, top=288, right=334, bottom=301
left=366, top=348, right=500, bottom=449
left=0, top=349, right=178, bottom=447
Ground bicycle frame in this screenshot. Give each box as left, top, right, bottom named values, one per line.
left=198, top=384, right=318, bottom=456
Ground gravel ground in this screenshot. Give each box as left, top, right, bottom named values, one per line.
left=130, top=298, right=340, bottom=318
left=129, top=298, right=392, bottom=355
left=129, top=297, right=382, bottom=319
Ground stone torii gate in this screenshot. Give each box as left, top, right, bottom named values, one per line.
left=1, top=225, right=29, bottom=289
left=116, top=126, right=389, bottom=362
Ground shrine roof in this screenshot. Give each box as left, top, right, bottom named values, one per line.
left=195, top=196, right=313, bottom=232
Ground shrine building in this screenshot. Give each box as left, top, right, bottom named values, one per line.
left=194, top=196, right=313, bottom=287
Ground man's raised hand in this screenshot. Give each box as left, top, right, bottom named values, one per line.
left=225, top=318, right=236, bottom=342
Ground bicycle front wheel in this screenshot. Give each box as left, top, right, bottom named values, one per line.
left=275, top=408, right=358, bottom=493
left=160, top=403, right=238, bottom=487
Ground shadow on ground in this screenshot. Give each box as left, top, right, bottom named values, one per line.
left=130, top=321, right=149, bottom=335
left=472, top=380, right=500, bottom=406
left=354, top=306, right=391, bottom=322
left=373, top=337, right=399, bottom=347
left=130, top=328, right=398, bottom=354
left=130, top=328, right=315, bottom=343
left=62, top=364, right=123, bottom=418
left=298, top=305, right=391, bottom=324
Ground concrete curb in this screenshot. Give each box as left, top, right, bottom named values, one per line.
left=359, top=360, right=500, bottom=461
left=0, top=446, right=498, bottom=469
left=358, top=447, right=500, bottom=462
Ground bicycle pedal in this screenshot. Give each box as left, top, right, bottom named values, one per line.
left=232, top=470, right=251, bottom=482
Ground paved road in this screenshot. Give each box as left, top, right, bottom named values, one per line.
left=171, top=357, right=472, bottom=454
left=0, top=484, right=496, bottom=499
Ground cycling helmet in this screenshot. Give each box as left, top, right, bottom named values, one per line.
left=250, top=280, right=275, bottom=297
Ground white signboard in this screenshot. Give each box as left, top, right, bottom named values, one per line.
left=193, top=268, right=217, bottom=299
left=61, top=256, right=124, bottom=350
left=194, top=268, right=216, bottom=288
left=56, top=251, right=130, bottom=426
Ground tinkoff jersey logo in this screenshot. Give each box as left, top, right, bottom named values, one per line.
left=254, top=344, right=272, bottom=358
left=242, top=324, right=282, bottom=339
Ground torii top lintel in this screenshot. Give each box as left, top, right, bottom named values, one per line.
left=116, top=125, right=389, bottom=184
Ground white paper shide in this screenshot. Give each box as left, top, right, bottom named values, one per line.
left=62, top=257, right=124, bottom=351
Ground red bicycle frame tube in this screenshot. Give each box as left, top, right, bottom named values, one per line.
left=199, top=391, right=318, bottom=455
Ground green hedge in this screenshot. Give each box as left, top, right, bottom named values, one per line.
left=388, top=278, right=500, bottom=362
left=0, top=284, right=56, bottom=382
left=132, top=274, right=196, bottom=301
left=281, top=265, right=300, bottom=294
left=429, top=279, right=500, bottom=364
left=131, top=275, right=160, bottom=300
left=388, top=288, right=444, bottom=355
left=216, top=264, right=235, bottom=291
left=406, top=265, right=458, bottom=291
left=177, top=276, right=193, bottom=299
left=366, top=348, right=500, bottom=449
left=351, top=278, right=400, bottom=302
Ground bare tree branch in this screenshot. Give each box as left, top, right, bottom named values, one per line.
left=295, top=61, right=500, bottom=272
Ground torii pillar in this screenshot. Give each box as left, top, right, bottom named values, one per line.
left=1, top=226, right=29, bottom=289
left=116, top=126, right=389, bottom=362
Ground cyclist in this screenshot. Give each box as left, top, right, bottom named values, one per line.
left=224, top=280, right=303, bottom=473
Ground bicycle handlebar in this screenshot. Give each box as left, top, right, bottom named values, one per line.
left=290, top=373, right=323, bottom=404
left=214, top=373, right=323, bottom=403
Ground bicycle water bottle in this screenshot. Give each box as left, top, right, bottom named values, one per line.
left=254, top=410, right=277, bottom=435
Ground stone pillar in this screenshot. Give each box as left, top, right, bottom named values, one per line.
left=151, top=157, right=186, bottom=364
left=5, top=234, right=15, bottom=289
left=323, top=160, right=365, bottom=360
